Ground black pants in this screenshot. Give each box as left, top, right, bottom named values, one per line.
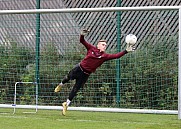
left=61, top=64, right=90, bottom=101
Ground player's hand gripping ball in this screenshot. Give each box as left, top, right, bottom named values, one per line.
left=125, top=34, right=137, bottom=45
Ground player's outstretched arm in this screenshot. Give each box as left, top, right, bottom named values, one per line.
left=80, top=29, right=92, bottom=50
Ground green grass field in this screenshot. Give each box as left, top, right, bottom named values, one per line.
left=0, top=108, right=181, bottom=129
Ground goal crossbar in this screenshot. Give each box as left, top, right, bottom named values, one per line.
left=0, top=6, right=181, bottom=15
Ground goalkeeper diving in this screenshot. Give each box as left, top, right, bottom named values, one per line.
left=54, top=29, right=137, bottom=116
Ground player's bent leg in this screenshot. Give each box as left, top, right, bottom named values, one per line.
left=62, top=102, right=68, bottom=116
left=54, top=75, right=71, bottom=92
left=54, top=83, right=63, bottom=92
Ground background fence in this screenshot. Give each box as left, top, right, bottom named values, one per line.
left=0, top=0, right=180, bottom=111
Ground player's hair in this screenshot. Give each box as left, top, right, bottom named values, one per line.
left=99, top=39, right=107, bottom=43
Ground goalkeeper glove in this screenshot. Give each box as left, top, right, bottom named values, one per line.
left=80, top=29, right=90, bottom=36
left=126, top=44, right=136, bottom=52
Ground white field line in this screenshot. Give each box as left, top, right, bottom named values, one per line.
left=56, top=118, right=163, bottom=125
left=0, top=115, right=45, bottom=120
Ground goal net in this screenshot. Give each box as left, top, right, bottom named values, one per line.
left=0, top=6, right=180, bottom=119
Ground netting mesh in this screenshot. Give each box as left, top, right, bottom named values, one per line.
left=0, top=0, right=180, bottom=110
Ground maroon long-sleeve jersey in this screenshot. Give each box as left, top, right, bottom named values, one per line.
left=79, top=35, right=128, bottom=73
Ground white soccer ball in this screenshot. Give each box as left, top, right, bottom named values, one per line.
left=125, top=34, right=137, bottom=45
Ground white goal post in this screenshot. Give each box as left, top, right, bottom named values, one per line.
left=0, top=6, right=181, bottom=119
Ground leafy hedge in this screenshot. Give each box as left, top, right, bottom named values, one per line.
left=0, top=40, right=178, bottom=110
